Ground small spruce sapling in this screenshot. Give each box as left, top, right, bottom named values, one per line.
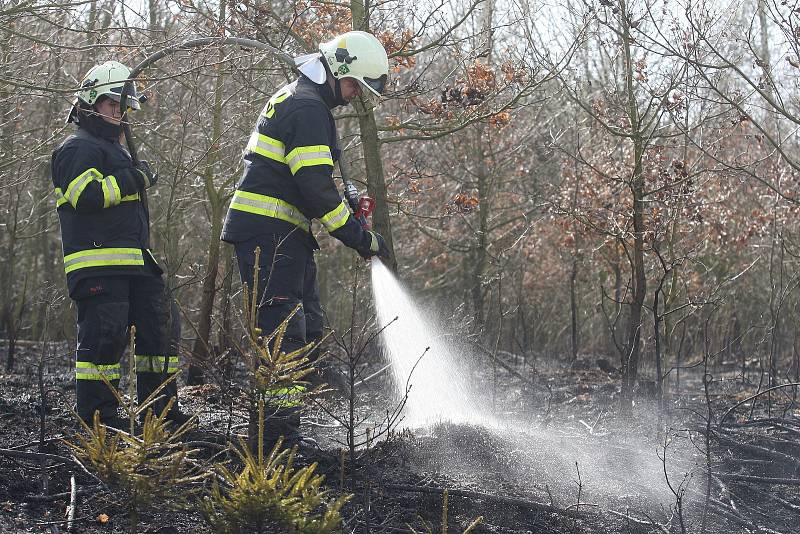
left=200, top=399, right=351, bottom=534
left=66, top=329, right=206, bottom=534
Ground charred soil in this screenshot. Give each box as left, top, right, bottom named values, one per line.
left=0, top=341, right=798, bottom=533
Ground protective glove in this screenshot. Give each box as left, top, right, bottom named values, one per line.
left=357, top=230, right=390, bottom=259
left=133, top=160, right=157, bottom=189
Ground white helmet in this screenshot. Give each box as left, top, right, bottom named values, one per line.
left=319, top=31, right=389, bottom=97
left=75, top=60, right=141, bottom=110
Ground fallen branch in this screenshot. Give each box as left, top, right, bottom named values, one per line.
left=603, top=509, right=670, bottom=533
left=0, top=448, right=76, bottom=465
left=7, top=437, right=65, bottom=451
left=714, top=473, right=800, bottom=486
left=471, top=343, right=537, bottom=389
left=712, top=432, right=800, bottom=470
left=184, top=440, right=229, bottom=452
left=719, top=383, right=800, bottom=428
left=748, top=486, right=800, bottom=513
left=67, top=452, right=109, bottom=493
left=0, top=338, right=51, bottom=347
left=724, top=419, right=800, bottom=439
left=706, top=497, right=786, bottom=533
left=24, top=486, right=100, bottom=503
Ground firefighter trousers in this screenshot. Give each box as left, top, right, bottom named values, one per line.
left=233, top=233, right=324, bottom=444
left=72, top=270, right=180, bottom=422
left=233, top=233, right=324, bottom=354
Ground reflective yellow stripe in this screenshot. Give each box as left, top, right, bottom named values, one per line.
left=54, top=187, right=139, bottom=208
left=270, top=385, right=306, bottom=396
left=101, top=175, right=122, bottom=208
left=262, top=89, right=291, bottom=119
left=285, top=145, right=333, bottom=175
left=55, top=188, right=68, bottom=208
left=64, top=168, right=103, bottom=207
left=75, top=361, right=121, bottom=381
left=245, top=135, right=333, bottom=175
left=229, top=190, right=311, bottom=231
left=63, top=247, right=144, bottom=274
left=246, top=132, right=285, bottom=162
left=135, top=355, right=180, bottom=373
left=266, top=384, right=307, bottom=408
left=166, top=355, right=180, bottom=374
left=319, top=200, right=350, bottom=232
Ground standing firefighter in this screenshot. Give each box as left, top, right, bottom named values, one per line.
left=52, top=60, right=190, bottom=429
left=221, top=31, right=391, bottom=443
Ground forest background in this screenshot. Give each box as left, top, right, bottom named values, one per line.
left=2, top=0, right=800, bottom=402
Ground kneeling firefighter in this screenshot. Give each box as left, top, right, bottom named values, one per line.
left=221, top=31, right=391, bottom=444
left=52, top=60, right=191, bottom=429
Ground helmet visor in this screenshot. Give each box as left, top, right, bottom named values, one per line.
left=108, top=85, right=141, bottom=110
left=360, top=74, right=387, bottom=96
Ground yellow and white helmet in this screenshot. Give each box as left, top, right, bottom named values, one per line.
left=319, top=31, right=389, bottom=97
left=75, top=60, right=141, bottom=109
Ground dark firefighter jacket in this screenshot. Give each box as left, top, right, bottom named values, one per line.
left=52, top=127, right=155, bottom=294
left=221, top=75, right=368, bottom=250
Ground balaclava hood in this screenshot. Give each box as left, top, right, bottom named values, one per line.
left=319, top=61, right=348, bottom=109
left=76, top=100, right=123, bottom=141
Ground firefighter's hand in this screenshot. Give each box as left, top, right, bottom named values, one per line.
left=133, top=160, right=158, bottom=189
left=358, top=230, right=390, bottom=259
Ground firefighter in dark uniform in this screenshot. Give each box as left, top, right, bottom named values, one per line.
left=52, top=61, right=190, bottom=429
left=221, top=31, right=391, bottom=443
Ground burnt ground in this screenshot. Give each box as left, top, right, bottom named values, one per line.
left=0, top=339, right=798, bottom=534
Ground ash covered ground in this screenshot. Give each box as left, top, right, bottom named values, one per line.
left=0, top=340, right=797, bottom=533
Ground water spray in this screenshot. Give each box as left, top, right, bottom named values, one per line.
left=368, top=262, right=699, bottom=509
left=370, top=261, right=489, bottom=427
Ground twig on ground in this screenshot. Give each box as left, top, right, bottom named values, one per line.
left=602, top=509, right=670, bottom=533
left=7, top=437, right=65, bottom=450
left=707, top=497, right=771, bottom=532
left=66, top=475, right=76, bottom=532
left=0, top=448, right=76, bottom=464
left=24, top=486, right=101, bottom=503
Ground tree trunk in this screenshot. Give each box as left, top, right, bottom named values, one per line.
left=217, top=246, right=236, bottom=380
left=620, top=0, right=647, bottom=404
left=569, top=128, right=581, bottom=364
left=351, top=0, right=397, bottom=272
left=359, top=113, right=396, bottom=271
left=188, top=1, right=227, bottom=385
left=470, top=0, right=494, bottom=332
left=0, top=22, right=18, bottom=371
